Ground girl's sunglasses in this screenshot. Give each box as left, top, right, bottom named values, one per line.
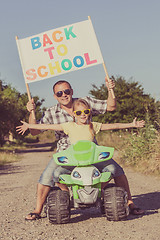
left=74, top=109, right=91, bottom=116
left=55, top=89, right=71, bottom=97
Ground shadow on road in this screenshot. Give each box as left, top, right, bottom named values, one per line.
left=16, top=142, right=55, bottom=153
left=70, top=191, right=160, bottom=223
left=60, top=191, right=160, bottom=223
left=125, top=191, right=160, bottom=220
left=0, top=142, right=57, bottom=175
left=133, top=191, right=160, bottom=214
left=0, top=164, right=24, bottom=175
left=69, top=207, right=105, bottom=223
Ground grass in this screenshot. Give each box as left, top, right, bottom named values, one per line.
left=36, top=130, right=56, bottom=143
left=122, top=127, right=160, bottom=175
left=96, top=127, right=160, bottom=176
left=96, top=130, right=130, bottom=164
left=0, top=152, right=20, bottom=166
left=96, top=130, right=129, bottom=150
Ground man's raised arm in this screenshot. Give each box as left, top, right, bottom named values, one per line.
left=105, top=76, right=116, bottom=111
left=27, top=99, right=41, bottom=136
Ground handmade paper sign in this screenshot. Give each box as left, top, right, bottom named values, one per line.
left=16, top=19, right=104, bottom=83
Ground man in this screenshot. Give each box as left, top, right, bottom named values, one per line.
left=25, top=77, right=144, bottom=220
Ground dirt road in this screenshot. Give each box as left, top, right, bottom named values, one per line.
left=0, top=143, right=160, bottom=240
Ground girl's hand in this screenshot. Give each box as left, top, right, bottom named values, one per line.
left=16, top=121, right=29, bottom=135
left=133, top=117, right=145, bottom=128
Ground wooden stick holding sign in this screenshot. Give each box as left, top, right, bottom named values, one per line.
left=88, top=16, right=115, bottom=99
left=15, top=36, right=36, bottom=119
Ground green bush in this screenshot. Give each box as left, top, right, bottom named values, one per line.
left=122, top=114, right=160, bottom=174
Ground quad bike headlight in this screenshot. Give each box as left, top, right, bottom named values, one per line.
left=93, top=169, right=100, bottom=178
left=98, top=152, right=110, bottom=160
left=73, top=171, right=81, bottom=178
left=57, top=156, right=68, bottom=164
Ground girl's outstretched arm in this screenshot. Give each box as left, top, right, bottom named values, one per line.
left=101, top=117, right=145, bottom=131
left=16, top=121, right=63, bottom=135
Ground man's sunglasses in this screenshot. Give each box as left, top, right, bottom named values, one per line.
left=74, top=109, right=91, bottom=116
left=55, top=89, right=71, bottom=97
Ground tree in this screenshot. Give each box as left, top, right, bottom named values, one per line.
left=90, top=76, right=157, bottom=126
left=154, top=100, right=160, bottom=129
left=0, top=80, right=45, bottom=146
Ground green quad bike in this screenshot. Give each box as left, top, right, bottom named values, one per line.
left=46, top=140, right=129, bottom=224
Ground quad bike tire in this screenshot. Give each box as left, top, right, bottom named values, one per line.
left=47, top=189, right=70, bottom=224
left=103, top=184, right=129, bottom=221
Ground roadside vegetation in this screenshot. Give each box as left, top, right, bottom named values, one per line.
left=0, top=76, right=160, bottom=175
left=96, top=124, right=160, bottom=176
left=0, top=152, right=20, bottom=165
left=0, top=131, right=55, bottom=166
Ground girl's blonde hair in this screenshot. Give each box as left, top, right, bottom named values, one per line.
left=73, top=98, right=94, bottom=137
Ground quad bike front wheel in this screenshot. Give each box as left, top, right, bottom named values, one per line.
left=47, top=189, right=70, bottom=224
left=103, top=184, right=129, bottom=221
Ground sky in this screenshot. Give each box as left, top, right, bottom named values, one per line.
left=0, top=0, right=160, bottom=108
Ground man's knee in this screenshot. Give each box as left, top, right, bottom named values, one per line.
left=102, top=159, right=125, bottom=177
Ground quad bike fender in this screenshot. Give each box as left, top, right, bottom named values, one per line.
left=54, top=140, right=114, bottom=167
left=99, top=172, right=112, bottom=183
left=59, top=174, right=75, bottom=185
